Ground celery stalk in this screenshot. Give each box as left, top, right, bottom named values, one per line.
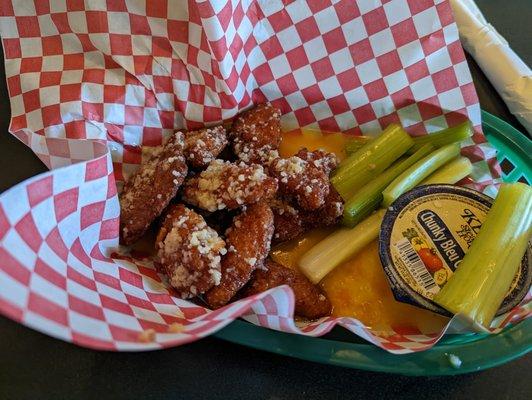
left=343, top=144, right=434, bottom=226
left=433, top=183, right=532, bottom=327
left=331, top=124, right=414, bottom=200
left=408, top=121, right=473, bottom=154
left=298, top=209, right=386, bottom=283
left=421, top=157, right=473, bottom=185
left=345, top=136, right=373, bottom=154
left=382, top=143, right=461, bottom=207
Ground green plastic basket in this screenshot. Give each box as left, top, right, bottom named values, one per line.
left=213, top=111, right=532, bottom=376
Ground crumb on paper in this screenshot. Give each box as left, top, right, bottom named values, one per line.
left=138, top=328, right=156, bottom=343
left=168, top=323, right=185, bottom=333
left=447, top=353, right=462, bottom=369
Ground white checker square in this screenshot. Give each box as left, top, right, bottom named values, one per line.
left=355, top=59, right=382, bottom=84
left=87, top=0, right=108, bottom=11
left=125, top=84, right=145, bottom=106
left=132, top=34, right=152, bottom=56
left=39, top=86, right=60, bottom=107
left=413, top=7, right=442, bottom=38
left=285, top=1, right=312, bottom=24
left=67, top=12, right=88, bottom=33
left=61, top=70, right=83, bottom=85
left=383, top=0, right=412, bottom=25
left=2, top=230, right=36, bottom=272
left=67, top=280, right=102, bottom=308
left=269, top=54, right=292, bottom=79
left=397, top=39, right=424, bottom=68
left=318, top=76, right=343, bottom=98
left=359, top=119, right=382, bottom=135
left=38, top=15, right=59, bottom=37
left=106, top=12, right=131, bottom=34
left=260, top=0, right=284, bottom=16
left=314, top=6, right=341, bottom=34
left=8, top=94, right=24, bottom=117
left=358, top=1, right=381, bottom=14
left=50, top=0, right=67, bottom=13
left=26, top=108, right=44, bottom=132
left=20, top=38, right=43, bottom=57
left=368, top=28, right=396, bottom=57
left=188, top=22, right=202, bottom=48
left=443, top=24, right=459, bottom=44
left=397, top=103, right=422, bottom=127
left=202, top=15, right=224, bottom=41
left=277, top=26, right=303, bottom=52
left=131, top=306, right=166, bottom=324
left=148, top=17, right=167, bottom=38
left=424, top=115, right=448, bottom=133
left=69, top=310, right=113, bottom=340
left=438, top=87, right=466, bottom=111
left=466, top=104, right=482, bottom=126
left=12, top=1, right=36, bottom=16
left=224, top=20, right=237, bottom=45
left=102, top=308, right=141, bottom=330
left=60, top=33, right=84, bottom=54
left=0, top=269, right=29, bottom=309
left=333, top=110, right=356, bottom=130
left=104, top=69, right=125, bottom=86
left=30, top=273, right=68, bottom=308
left=310, top=100, right=333, bottom=120
left=103, top=103, right=126, bottom=125
left=37, top=242, right=67, bottom=275
left=330, top=47, right=355, bottom=74
left=303, top=36, right=328, bottom=64
left=284, top=91, right=309, bottom=110
left=24, top=311, right=71, bottom=340
left=292, top=64, right=317, bottom=90
left=0, top=15, right=19, bottom=39
left=410, top=75, right=437, bottom=100
left=341, top=16, right=367, bottom=46
left=383, top=69, right=409, bottom=94
left=81, top=82, right=104, bottom=103
left=454, top=62, right=473, bottom=86
left=142, top=107, right=162, bottom=128
left=345, top=86, right=370, bottom=109
left=30, top=198, right=56, bottom=239
left=42, top=55, right=64, bottom=72
left=120, top=281, right=150, bottom=300
left=426, top=47, right=452, bottom=74
left=19, top=72, right=40, bottom=92
left=370, top=96, right=395, bottom=118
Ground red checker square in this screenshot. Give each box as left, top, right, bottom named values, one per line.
left=353, top=104, right=377, bottom=125
left=146, top=292, right=175, bottom=305
left=136, top=265, right=161, bottom=283
left=42, top=104, right=62, bottom=128
left=158, top=110, right=175, bottom=129
left=418, top=96, right=443, bottom=120
left=28, top=292, right=68, bottom=326
left=421, top=30, right=445, bottom=56
left=103, top=55, right=120, bottom=70
left=83, top=69, right=105, bottom=84
left=39, top=71, right=62, bottom=88
left=362, top=7, right=387, bottom=36
left=286, top=46, right=310, bottom=71
left=267, top=9, right=293, bottom=32
left=233, top=2, right=245, bottom=27
left=447, top=41, right=466, bottom=64
left=380, top=341, right=405, bottom=351
left=86, top=11, right=109, bottom=33
left=153, top=75, right=173, bottom=93
left=108, top=325, right=143, bottom=342
left=72, top=332, right=115, bottom=351
left=122, top=145, right=142, bottom=165
left=82, top=102, right=104, bottom=122
left=436, top=1, right=454, bottom=27
left=103, top=85, right=125, bottom=103
left=100, top=293, right=133, bottom=315
left=444, top=109, right=468, bottom=126
left=336, top=69, right=362, bottom=91
left=94, top=271, right=122, bottom=291
left=0, top=206, right=9, bottom=241
left=142, top=127, right=163, bottom=146
left=35, top=258, right=66, bottom=290
left=146, top=0, right=168, bottom=18
left=27, top=176, right=53, bottom=207
left=334, top=0, right=361, bottom=24
left=7, top=75, right=21, bottom=96
left=308, top=0, right=330, bottom=13
left=69, top=240, right=93, bottom=271
left=301, top=84, right=324, bottom=103
left=138, top=319, right=168, bottom=333
left=391, top=18, right=418, bottom=48
left=42, top=36, right=63, bottom=55
left=202, top=70, right=215, bottom=88
left=47, top=137, right=70, bottom=158
left=21, top=57, right=43, bottom=73
left=10, top=115, right=27, bottom=131
left=129, top=14, right=151, bottom=35
left=144, top=90, right=157, bottom=108
left=460, top=83, right=479, bottom=106
left=22, top=89, right=41, bottom=113
left=80, top=201, right=105, bottom=230
left=181, top=305, right=208, bottom=320
left=16, top=16, right=40, bottom=37
left=253, top=62, right=274, bottom=85
left=405, top=59, right=429, bottom=83
left=171, top=59, right=188, bottom=81
left=69, top=294, right=105, bottom=320
left=259, top=36, right=283, bottom=59
left=277, top=74, right=299, bottom=96
left=99, top=217, right=119, bottom=240
left=310, top=57, right=334, bottom=81
left=2, top=38, right=21, bottom=59
left=50, top=13, right=70, bottom=34
left=124, top=105, right=144, bottom=125
left=295, top=17, right=321, bottom=42
left=327, top=94, right=350, bottom=114
left=407, top=122, right=427, bottom=136
left=203, top=106, right=222, bottom=123
left=378, top=112, right=401, bottom=129
left=376, top=50, right=402, bottom=77
left=270, top=97, right=290, bottom=114
left=432, top=67, right=459, bottom=93
left=64, top=120, right=87, bottom=139
left=110, top=34, right=132, bottom=56
left=124, top=294, right=156, bottom=311
left=54, top=188, right=79, bottom=222
left=66, top=0, right=84, bottom=11
left=317, top=117, right=341, bottom=132
left=229, top=35, right=244, bottom=60
left=63, top=54, right=84, bottom=70
left=0, top=1, right=14, bottom=15
left=294, top=107, right=316, bottom=127
left=407, top=0, right=434, bottom=15
left=167, top=20, right=188, bottom=43
left=46, top=227, right=69, bottom=260
left=364, top=79, right=388, bottom=101
left=0, top=248, right=30, bottom=285
left=349, top=39, right=374, bottom=64
left=85, top=157, right=108, bottom=182
left=391, top=86, right=415, bottom=109
left=323, top=27, right=347, bottom=54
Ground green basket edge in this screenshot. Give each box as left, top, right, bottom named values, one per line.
left=213, top=111, right=532, bottom=376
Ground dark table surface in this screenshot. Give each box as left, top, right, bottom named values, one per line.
left=0, top=1, right=531, bottom=399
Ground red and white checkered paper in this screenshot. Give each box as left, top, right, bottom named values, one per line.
left=0, top=0, right=529, bottom=354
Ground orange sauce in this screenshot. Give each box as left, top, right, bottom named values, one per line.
left=273, top=130, right=449, bottom=333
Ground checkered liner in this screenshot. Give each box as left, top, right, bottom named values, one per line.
left=0, top=0, right=528, bottom=354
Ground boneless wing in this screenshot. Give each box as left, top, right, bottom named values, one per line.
left=183, top=126, right=228, bottom=169
left=204, top=202, right=274, bottom=309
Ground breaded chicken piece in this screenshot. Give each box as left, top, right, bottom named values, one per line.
left=156, top=204, right=226, bottom=299
left=183, top=126, right=228, bottom=169
left=295, top=148, right=339, bottom=175
left=269, top=156, right=330, bottom=210
left=182, top=160, right=278, bottom=212
left=231, top=103, right=282, bottom=165
left=271, top=187, right=344, bottom=244
left=204, top=202, right=274, bottom=309
left=120, top=132, right=188, bottom=245
left=240, top=260, right=332, bottom=319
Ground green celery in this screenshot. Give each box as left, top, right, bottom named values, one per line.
left=408, top=121, right=473, bottom=154
left=332, top=124, right=414, bottom=200
left=421, top=157, right=473, bottom=185
left=433, top=183, right=532, bottom=328
left=345, top=136, right=373, bottom=154
left=382, top=143, right=461, bottom=207
left=343, top=144, right=434, bottom=226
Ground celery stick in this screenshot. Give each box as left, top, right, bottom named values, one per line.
left=331, top=124, right=414, bottom=200
left=345, top=136, right=373, bottom=154
left=421, top=157, right=473, bottom=185
left=299, top=209, right=386, bottom=283
left=408, top=121, right=473, bottom=154
left=382, top=143, right=461, bottom=207
left=433, top=183, right=532, bottom=327
left=343, top=144, right=434, bottom=226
